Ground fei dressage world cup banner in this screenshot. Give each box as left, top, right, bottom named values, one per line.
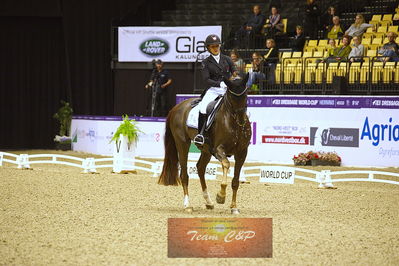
left=118, top=26, right=222, bottom=62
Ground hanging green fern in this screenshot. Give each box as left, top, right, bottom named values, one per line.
left=111, top=115, right=142, bottom=144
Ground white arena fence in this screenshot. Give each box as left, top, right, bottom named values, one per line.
left=0, top=152, right=398, bottom=187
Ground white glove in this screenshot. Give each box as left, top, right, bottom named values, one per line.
left=220, top=81, right=227, bottom=89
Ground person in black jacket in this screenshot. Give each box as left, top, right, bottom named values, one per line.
left=234, top=5, right=266, bottom=48
left=289, top=25, right=306, bottom=52
left=194, top=34, right=238, bottom=146
left=304, top=0, right=320, bottom=39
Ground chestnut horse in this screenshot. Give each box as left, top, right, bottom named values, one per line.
left=157, top=75, right=251, bottom=214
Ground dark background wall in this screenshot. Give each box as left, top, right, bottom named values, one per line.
left=0, top=0, right=183, bottom=149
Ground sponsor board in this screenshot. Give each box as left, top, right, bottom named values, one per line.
left=310, top=127, right=359, bottom=147
left=187, top=162, right=217, bottom=180
left=262, top=135, right=309, bottom=145
left=118, top=26, right=222, bottom=62
left=168, top=218, right=272, bottom=258
left=259, top=166, right=295, bottom=184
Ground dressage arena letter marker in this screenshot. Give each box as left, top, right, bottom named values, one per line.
left=168, top=218, right=272, bottom=258
left=259, top=166, right=295, bottom=184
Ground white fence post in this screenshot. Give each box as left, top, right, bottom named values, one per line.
left=17, top=154, right=30, bottom=169
left=318, top=170, right=334, bottom=188
left=0, top=152, right=3, bottom=166
left=82, top=158, right=97, bottom=173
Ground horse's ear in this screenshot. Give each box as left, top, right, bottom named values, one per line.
left=223, top=76, right=233, bottom=88
left=242, top=72, right=249, bottom=85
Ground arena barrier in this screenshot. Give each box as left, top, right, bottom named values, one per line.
left=1, top=152, right=398, bottom=187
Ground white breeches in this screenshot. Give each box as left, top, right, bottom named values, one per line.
left=198, top=87, right=226, bottom=114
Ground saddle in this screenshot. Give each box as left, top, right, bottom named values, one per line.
left=190, top=95, right=224, bottom=131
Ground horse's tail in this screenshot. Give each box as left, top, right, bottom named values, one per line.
left=158, top=113, right=181, bottom=186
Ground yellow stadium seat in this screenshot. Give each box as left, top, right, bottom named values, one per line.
left=377, top=26, right=387, bottom=33
left=303, top=51, right=313, bottom=58
left=318, top=39, right=328, bottom=47
left=369, top=38, right=383, bottom=50
left=281, top=18, right=288, bottom=33
left=281, top=52, right=292, bottom=59
left=388, top=25, right=399, bottom=33
left=349, top=62, right=362, bottom=84
left=372, top=62, right=384, bottom=83
left=366, top=49, right=377, bottom=57
left=394, top=13, right=399, bottom=21
left=313, top=51, right=324, bottom=58
left=382, top=62, right=396, bottom=83
left=307, top=40, right=318, bottom=47
left=395, top=63, right=399, bottom=83
left=371, top=15, right=382, bottom=21
left=369, top=20, right=380, bottom=27
left=382, top=14, right=393, bottom=22
left=363, top=27, right=375, bottom=39
left=275, top=64, right=281, bottom=84
left=380, top=20, right=392, bottom=27
left=304, top=46, right=315, bottom=53
left=326, top=63, right=339, bottom=83
left=292, top=51, right=302, bottom=58
left=245, top=63, right=252, bottom=72
left=283, top=64, right=296, bottom=84
left=304, top=63, right=322, bottom=84
left=375, top=26, right=388, bottom=38
left=362, top=38, right=372, bottom=45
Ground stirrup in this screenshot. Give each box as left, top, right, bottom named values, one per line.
left=194, top=134, right=205, bottom=145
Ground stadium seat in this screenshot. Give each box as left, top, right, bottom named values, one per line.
left=388, top=25, right=399, bottom=33
left=280, top=52, right=292, bottom=65
left=375, top=26, right=388, bottom=38
left=349, top=62, right=362, bottom=84
left=318, top=39, right=328, bottom=47
left=326, top=62, right=339, bottom=83
left=382, top=14, right=393, bottom=22
left=307, top=40, right=318, bottom=47
left=382, top=62, right=396, bottom=83
left=283, top=64, right=302, bottom=84
left=302, top=51, right=313, bottom=58
left=372, top=62, right=384, bottom=83
left=366, top=49, right=377, bottom=57
left=380, top=20, right=392, bottom=27
left=289, top=51, right=303, bottom=65
left=313, top=51, right=324, bottom=58
left=245, top=63, right=252, bottom=72
left=394, top=13, right=399, bottom=21
left=363, top=27, right=375, bottom=39
left=371, top=15, right=382, bottom=21
left=275, top=64, right=281, bottom=84
left=362, top=38, right=372, bottom=50
left=369, top=38, right=383, bottom=50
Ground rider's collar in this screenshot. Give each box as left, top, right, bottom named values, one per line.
left=211, top=53, right=220, bottom=64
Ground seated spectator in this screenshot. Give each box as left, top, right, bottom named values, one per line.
left=264, top=6, right=283, bottom=38
left=246, top=52, right=266, bottom=93
left=345, top=14, right=374, bottom=37
left=263, top=38, right=279, bottom=64
left=322, top=6, right=339, bottom=32
left=230, top=50, right=245, bottom=73
left=322, top=35, right=352, bottom=63
left=349, top=36, right=365, bottom=62
left=327, top=16, right=344, bottom=39
left=327, top=39, right=337, bottom=57
left=234, top=5, right=266, bottom=48
left=378, top=32, right=399, bottom=62
left=290, top=25, right=306, bottom=52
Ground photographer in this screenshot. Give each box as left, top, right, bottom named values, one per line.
left=145, top=59, right=172, bottom=117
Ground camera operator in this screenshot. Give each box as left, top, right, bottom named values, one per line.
left=144, top=59, right=172, bottom=117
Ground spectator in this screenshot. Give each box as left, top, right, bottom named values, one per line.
left=322, top=35, right=352, bottom=63
left=234, top=5, right=266, bottom=48
left=327, top=39, right=337, bottom=57
left=304, top=0, right=321, bottom=39
left=264, top=6, right=283, bottom=38
left=345, top=14, right=374, bottom=37
left=327, top=16, right=344, bottom=39
left=290, top=25, right=306, bottom=52
left=322, top=6, right=339, bottom=31
left=378, top=32, right=399, bottom=62
left=246, top=52, right=266, bottom=93
left=230, top=50, right=245, bottom=73
left=349, top=36, right=365, bottom=62
left=263, top=39, right=279, bottom=84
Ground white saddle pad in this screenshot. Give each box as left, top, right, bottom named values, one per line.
left=186, top=97, right=223, bottom=129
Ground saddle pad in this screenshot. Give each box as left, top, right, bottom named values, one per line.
left=187, top=96, right=224, bottom=129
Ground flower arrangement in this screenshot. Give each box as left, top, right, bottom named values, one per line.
left=111, top=115, right=142, bottom=146
left=293, top=151, right=341, bottom=166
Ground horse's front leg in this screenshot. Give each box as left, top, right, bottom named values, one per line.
left=215, top=145, right=230, bottom=204
left=230, top=149, right=248, bottom=215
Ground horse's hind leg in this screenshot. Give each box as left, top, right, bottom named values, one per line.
left=176, top=139, right=192, bottom=212
left=214, top=145, right=230, bottom=205
left=196, top=152, right=214, bottom=209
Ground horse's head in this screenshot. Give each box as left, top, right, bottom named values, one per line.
left=223, top=73, right=249, bottom=97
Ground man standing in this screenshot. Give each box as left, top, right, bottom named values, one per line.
left=234, top=5, right=266, bottom=48
left=145, top=59, right=172, bottom=117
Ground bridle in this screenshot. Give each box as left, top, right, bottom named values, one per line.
left=224, top=86, right=248, bottom=127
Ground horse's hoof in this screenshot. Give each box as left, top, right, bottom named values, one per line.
left=206, top=204, right=214, bottom=210
left=231, top=208, right=240, bottom=215
left=184, top=207, right=194, bottom=213
left=216, top=193, right=226, bottom=204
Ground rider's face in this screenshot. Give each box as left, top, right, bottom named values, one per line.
left=208, top=44, right=220, bottom=55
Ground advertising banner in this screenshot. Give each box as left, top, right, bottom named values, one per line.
left=118, top=26, right=222, bottom=62
left=176, top=95, right=399, bottom=167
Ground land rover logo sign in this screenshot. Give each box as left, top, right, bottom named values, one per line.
left=140, top=39, right=169, bottom=56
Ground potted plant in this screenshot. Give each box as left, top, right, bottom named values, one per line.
left=53, top=100, right=73, bottom=151
left=111, top=115, right=142, bottom=173
left=293, top=151, right=341, bottom=166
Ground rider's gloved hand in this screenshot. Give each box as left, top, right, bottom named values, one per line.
left=220, top=81, right=227, bottom=89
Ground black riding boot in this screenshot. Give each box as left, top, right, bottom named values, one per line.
left=194, top=113, right=207, bottom=146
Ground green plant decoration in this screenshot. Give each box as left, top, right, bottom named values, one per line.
left=53, top=100, right=73, bottom=137
left=111, top=115, right=142, bottom=145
